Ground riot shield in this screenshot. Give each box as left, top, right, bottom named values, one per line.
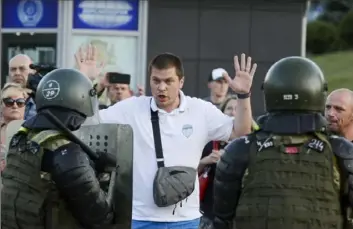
left=82, top=104, right=102, bottom=126
left=73, top=124, right=133, bottom=229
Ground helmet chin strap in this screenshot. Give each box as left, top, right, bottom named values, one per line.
left=261, top=113, right=327, bottom=134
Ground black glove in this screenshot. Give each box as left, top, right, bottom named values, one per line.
left=98, top=172, right=111, bottom=192
left=213, top=217, right=232, bottom=229
left=94, top=151, right=117, bottom=173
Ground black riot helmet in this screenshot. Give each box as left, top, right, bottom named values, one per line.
left=263, top=56, right=327, bottom=113
left=35, top=68, right=97, bottom=117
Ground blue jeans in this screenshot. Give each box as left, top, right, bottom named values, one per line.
left=132, top=218, right=200, bottom=229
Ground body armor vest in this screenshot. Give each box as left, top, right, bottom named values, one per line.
left=1, top=128, right=82, bottom=229
left=235, top=132, right=343, bottom=229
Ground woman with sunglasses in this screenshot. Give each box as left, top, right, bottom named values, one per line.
left=0, top=83, right=26, bottom=171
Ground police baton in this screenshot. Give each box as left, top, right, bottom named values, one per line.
left=42, top=110, right=117, bottom=166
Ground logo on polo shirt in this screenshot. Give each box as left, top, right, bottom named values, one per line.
left=182, top=124, right=193, bottom=138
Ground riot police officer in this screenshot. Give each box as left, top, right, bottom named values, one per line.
left=213, top=57, right=353, bottom=229
left=2, top=69, right=114, bottom=229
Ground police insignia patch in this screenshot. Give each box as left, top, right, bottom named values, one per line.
left=10, top=135, right=21, bottom=147
left=26, top=141, right=40, bottom=154
left=256, top=138, right=274, bottom=151
left=306, top=138, right=325, bottom=153
left=240, top=136, right=250, bottom=144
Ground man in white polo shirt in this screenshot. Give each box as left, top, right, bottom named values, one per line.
left=77, top=46, right=257, bottom=229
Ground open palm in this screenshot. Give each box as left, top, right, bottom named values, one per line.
left=223, top=53, right=257, bottom=94
left=75, top=44, right=104, bottom=81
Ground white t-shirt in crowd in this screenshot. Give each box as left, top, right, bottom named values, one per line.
left=99, top=91, right=233, bottom=222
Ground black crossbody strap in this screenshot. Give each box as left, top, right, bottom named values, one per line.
left=150, top=108, right=165, bottom=168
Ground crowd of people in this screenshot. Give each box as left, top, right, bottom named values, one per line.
left=0, top=44, right=353, bottom=229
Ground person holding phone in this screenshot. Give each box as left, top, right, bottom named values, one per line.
left=99, top=72, right=145, bottom=106
left=106, top=72, right=133, bottom=105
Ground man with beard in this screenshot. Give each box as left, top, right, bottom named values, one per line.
left=8, top=54, right=36, bottom=120
left=105, top=73, right=144, bottom=106
left=203, top=68, right=230, bottom=108
left=95, top=72, right=144, bottom=109
left=107, top=83, right=133, bottom=105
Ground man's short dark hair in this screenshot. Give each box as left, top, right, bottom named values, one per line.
left=148, top=53, right=184, bottom=80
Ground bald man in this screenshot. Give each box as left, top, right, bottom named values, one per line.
left=9, top=54, right=32, bottom=86
left=325, top=88, right=353, bottom=228
left=325, top=88, right=353, bottom=140
left=8, top=54, right=36, bottom=120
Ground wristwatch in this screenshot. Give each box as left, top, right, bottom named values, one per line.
left=93, top=83, right=105, bottom=98
left=236, top=92, right=251, bottom=99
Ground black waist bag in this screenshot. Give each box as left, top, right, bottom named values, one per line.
left=150, top=108, right=196, bottom=207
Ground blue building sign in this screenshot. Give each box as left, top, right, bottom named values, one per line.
left=2, top=0, right=58, bottom=28
left=73, top=0, right=139, bottom=31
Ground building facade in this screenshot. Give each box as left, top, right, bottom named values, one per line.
left=146, top=0, right=309, bottom=116
left=0, top=0, right=309, bottom=115
left=0, top=0, right=148, bottom=92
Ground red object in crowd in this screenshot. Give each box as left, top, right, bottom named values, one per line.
left=213, top=141, right=219, bottom=151
left=199, top=167, right=210, bottom=201
left=199, top=141, right=219, bottom=201
left=285, top=146, right=299, bottom=154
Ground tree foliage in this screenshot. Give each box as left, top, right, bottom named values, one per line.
left=318, top=0, right=353, bottom=24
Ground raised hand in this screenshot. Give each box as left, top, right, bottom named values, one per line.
left=223, top=53, right=257, bottom=94
left=75, top=44, right=105, bottom=81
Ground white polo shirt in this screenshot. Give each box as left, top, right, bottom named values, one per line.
left=99, top=91, right=233, bottom=222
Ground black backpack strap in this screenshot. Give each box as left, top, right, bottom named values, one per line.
left=150, top=107, right=165, bottom=168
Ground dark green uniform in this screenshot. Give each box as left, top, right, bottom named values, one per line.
left=2, top=69, right=114, bottom=229
left=213, top=57, right=353, bottom=229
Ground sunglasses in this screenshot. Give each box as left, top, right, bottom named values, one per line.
left=2, top=98, right=26, bottom=108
